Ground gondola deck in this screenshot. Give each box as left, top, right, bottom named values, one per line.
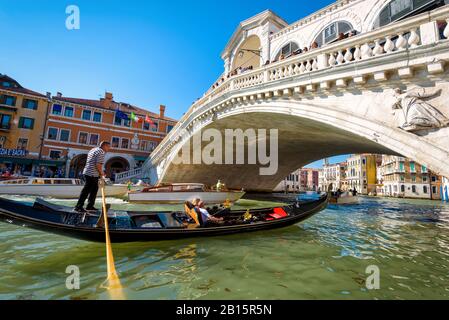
left=0, top=195, right=328, bottom=243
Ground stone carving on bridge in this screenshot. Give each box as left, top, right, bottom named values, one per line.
left=392, top=87, right=449, bottom=133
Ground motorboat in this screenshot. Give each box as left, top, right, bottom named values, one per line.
left=127, top=183, right=245, bottom=204
left=0, top=178, right=129, bottom=198
left=0, top=194, right=329, bottom=243
left=328, top=192, right=359, bottom=205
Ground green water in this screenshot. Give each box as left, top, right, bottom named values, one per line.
left=1, top=195, right=449, bottom=300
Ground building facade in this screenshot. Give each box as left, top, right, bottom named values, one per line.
left=273, top=168, right=320, bottom=192
left=345, top=154, right=380, bottom=195
left=378, top=155, right=432, bottom=199
left=41, top=92, right=177, bottom=179
left=0, top=74, right=51, bottom=176
left=320, top=159, right=347, bottom=192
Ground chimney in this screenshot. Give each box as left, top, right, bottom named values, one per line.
left=101, top=92, right=114, bottom=109
left=159, top=105, right=166, bottom=118
left=105, top=92, right=113, bottom=101
left=56, top=92, right=62, bottom=98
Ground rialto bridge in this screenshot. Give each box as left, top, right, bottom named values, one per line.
left=117, top=0, right=449, bottom=192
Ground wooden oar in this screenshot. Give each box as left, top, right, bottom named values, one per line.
left=99, top=178, right=125, bottom=300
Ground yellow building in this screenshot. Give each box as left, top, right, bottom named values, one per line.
left=0, top=74, right=51, bottom=175
left=345, top=154, right=379, bottom=195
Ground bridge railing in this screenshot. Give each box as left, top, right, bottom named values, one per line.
left=115, top=167, right=143, bottom=183
left=146, top=5, right=449, bottom=171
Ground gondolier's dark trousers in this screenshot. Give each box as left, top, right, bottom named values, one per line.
left=76, top=175, right=99, bottom=209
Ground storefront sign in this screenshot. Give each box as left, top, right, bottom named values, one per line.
left=0, top=148, right=28, bottom=157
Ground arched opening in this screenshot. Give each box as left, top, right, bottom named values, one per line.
left=313, top=21, right=354, bottom=47
left=374, top=0, right=446, bottom=29
left=106, top=157, right=130, bottom=181
left=274, top=42, right=300, bottom=61
left=69, top=154, right=87, bottom=178
left=231, top=35, right=261, bottom=73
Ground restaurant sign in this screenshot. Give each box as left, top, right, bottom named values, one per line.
left=0, top=148, right=28, bottom=157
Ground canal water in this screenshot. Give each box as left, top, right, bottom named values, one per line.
left=0, top=195, right=448, bottom=300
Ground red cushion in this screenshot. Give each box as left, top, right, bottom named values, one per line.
left=270, top=207, right=288, bottom=219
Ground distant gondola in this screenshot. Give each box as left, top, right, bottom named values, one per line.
left=0, top=195, right=328, bottom=243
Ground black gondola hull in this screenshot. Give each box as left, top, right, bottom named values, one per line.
left=0, top=195, right=328, bottom=243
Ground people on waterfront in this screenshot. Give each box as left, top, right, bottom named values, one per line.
left=74, top=141, right=110, bottom=213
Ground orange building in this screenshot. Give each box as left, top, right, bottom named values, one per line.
left=41, top=92, right=177, bottom=179
left=0, top=74, right=51, bottom=175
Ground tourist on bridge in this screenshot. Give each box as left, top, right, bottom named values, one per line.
left=74, top=141, right=110, bottom=213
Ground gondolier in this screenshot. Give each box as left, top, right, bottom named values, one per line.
left=74, top=141, right=111, bottom=213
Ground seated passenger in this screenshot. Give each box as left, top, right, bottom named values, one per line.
left=197, top=201, right=223, bottom=225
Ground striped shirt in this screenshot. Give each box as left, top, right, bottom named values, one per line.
left=83, top=147, right=105, bottom=177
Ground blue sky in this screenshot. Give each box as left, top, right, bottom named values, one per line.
left=0, top=0, right=347, bottom=167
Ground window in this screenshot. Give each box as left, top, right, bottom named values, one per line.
left=111, top=137, right=120, bottom=148
left=313, top=21, right=353, bottom=47
left=64, top=106, right=74, bottom=117
left=0, top=135, right=5, bottom=148
left=143, top=121, right=150, bottom=130
left=375, top=0, right=439, bottom=28
left=114, top=114, right=130, bottom=126
left=1, top=95, right=17, bottom=106
left=411, top=174, right=416, bottom=182
left=60, top=129, right=70, bottom=142
left=410, top=162, right=416, bottom=172
left=17, top=138, right=28, bottom=150
left=423, top=186, right=428, bottom=194
left=93, top=112, right=102, bottom=122
left=399, top=162, right=405, bottom=172
left=23, top=99, right=38, bottom=110
left=52, top=104, right=63, bottom=115
left=114, top=114, right=123, bottom=126
left=275, top=42, right=299, bottom=60
left=82, top=110, right=92, bottom=121
left=89, top=133, right=99, bottom=146
left=431, top=176, right=437, bottom=182
left=0, top=114, right=11, bottom=129
left=78, top=132, right=88, bottom=144
left=47, top=127, right=58, bottom=140
left=18, top=117, right=34, bottom=129
left=2, top=81, right=11, bottom=87
left=49, top=150, right=62, bottom=159
left=140, top=140, right=148, bottom=151
left=401, top=185, right=405, bottom=192
left=412, top=185, right=417, bottom=193
left=151, top=121, right=159, bottom=132
left=432, top=186, right=437, bottom=194
left=167, top=125, right=174, bottom=133
left=421, top=165, right=427, bottom=173
left=121, top=138, right=129, bottom=149
left=422, top=176, right=428, bottom=182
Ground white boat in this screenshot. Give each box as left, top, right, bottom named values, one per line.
left=329, top=192, right=359, bottom=205
left=0, top=178, right=129, bottom=198
left=128, top=183, right=245, bottom=204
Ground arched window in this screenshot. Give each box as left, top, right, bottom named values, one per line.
left=374, top=0, right=445, bottom=28
left=313, top=21, right=353, bottom=47
left=275, top=42, right=299, bottom=60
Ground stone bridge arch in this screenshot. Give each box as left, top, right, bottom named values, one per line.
left=149, top=99, right=449, bottom=192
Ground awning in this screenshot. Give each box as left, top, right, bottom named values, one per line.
left=33, top=159, right=66, bottom=166
left=0, top=157, right=67, bottom=166
left=0, top=157, right=33, bottom=165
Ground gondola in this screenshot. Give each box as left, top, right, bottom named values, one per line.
left=0, top=194, right=328, bottom=243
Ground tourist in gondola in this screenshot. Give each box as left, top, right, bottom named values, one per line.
left=74, top=141, right=111, bottom=213
left=197, top=200, right=224, bottom=225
